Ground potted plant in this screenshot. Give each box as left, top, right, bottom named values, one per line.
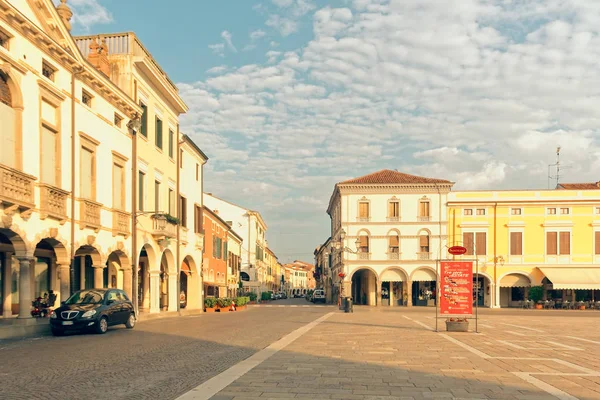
left=445, top=317, right=469, bottom=332
left=216, top=297, right=232, bottom=311
left=528, top=286, right=544, bottom=309
left=204, top=297, right=217, bottom=312
left=235, top=296, right=249, bottom=310
left=247, top=292, right=257, bottom=304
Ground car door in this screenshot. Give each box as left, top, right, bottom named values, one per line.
left=116, top=290, right=132, bottom=323
left=104, top=290, right=121, bottom=325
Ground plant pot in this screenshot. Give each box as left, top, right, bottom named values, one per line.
left=535, top=304, right=543, bottom=309
left=579, top=306, right=586, bottom=310
left=445, top=321, right=469, bottom=332
left=238, top=305, right=246, bottom=310
left=205, top=307, right=216, bottom=313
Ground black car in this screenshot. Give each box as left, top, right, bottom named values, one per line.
left=50, top=288, right=136, bottom=336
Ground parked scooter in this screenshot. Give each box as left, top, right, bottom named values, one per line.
left=30, top=290, right=57, bottom=318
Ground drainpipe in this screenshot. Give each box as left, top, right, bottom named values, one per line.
left=69, top=66, right=84, bottom=295
left=131, top=81, right=138, bottom=316
left=176, top=127, right=181, bottom=313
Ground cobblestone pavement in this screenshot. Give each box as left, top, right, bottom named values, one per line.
left=203, top=307, right=600, bottom=400
left=0, top=300, right=332, bottom=400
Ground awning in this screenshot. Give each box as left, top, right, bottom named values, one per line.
left=412, top=269, right=436, bottom=282
left=539, top=268, right=600, bottom=290
left=500, top=274, right=530, bottom=287
left=381, top=269, right=405, bottom=282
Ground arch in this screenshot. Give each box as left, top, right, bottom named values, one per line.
left=386, top=228, right=401, bottom=236
left=106, top=249, right=130, bottom=270
left=417, top=228, right=432, bottom=236
left=181, top=254, right=196, bottom=274
left=240, top=272, right=250, bottom=281
left=74, top=244, right=103, bottom=265
left=158, top=248, right=175, bottom=273
left=356, top=228, right=371, bottom=236
left=33, top=229, right=70, bottom=264
left=498, top=272, right=531, bottom=287
left=350, top=267, right=378, bottom=306
left=379, top=267, right=408, bottom=282
left=348, top=265, right=379, bottom=282
left=0, top=228, right=30, bottom=257
left=410, top=266, right=437, bottom=281
left=0, top=69, right=23, bottom=108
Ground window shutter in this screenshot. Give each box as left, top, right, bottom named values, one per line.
left=420, top=201, right=430, bottom=216
left=113, top=164, right=123, bottom=209
left=389, top=235, right=399, bottom=247
left=475, top=232, right=486, bottom=255
left=546, top=232, right=557, bottom=255
left=359, top=235, right=368, bottom=248
left=420, top=235, right=429, bottom=247
left=140, top=103, right=148, bottom=136
left=510, top=232, right=522, bottom=255
left=596, top=232, right=600, bottom=255
left=41, top=126, right=56, bottom=185
left=224, top=241, right=228, bottom=259
left=463, top=232, right=474, bottom=255
left=213, top=237, right=217, bottom=258
left=559, top=232, right=570, bottom=255
left=359, top=202, right=369, bottom=217
left=80, top=147, right=93, bottom=199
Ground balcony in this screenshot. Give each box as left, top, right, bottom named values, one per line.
left=387, top=252, right=400, bottom=260
left=356, top=217, right=371, bottom=222
left=79, top=199, right=102, bottom=231
left=0, top=164, right=36, bottom=211
left=387, top=216, right=400, bottom=222
left=112, top=209, right=131, bottom=237
left=39, top=184, right=68, bottom=223
left=151, top=214, right=178, bottom=239
left=417, top=216, right=431, bottom=222
left=417, top=252, right=432, bottom=260
left=358, top=252, right=371, bottom=260
left=195, top=232, right=204, bottom=250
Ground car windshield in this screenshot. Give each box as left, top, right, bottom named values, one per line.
left=65, top=290, right=105, bottom=305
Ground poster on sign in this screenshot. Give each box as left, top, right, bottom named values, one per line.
left=439, top=261, right=473, bottom=315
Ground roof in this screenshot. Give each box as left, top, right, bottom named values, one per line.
left=203, top=205, right=243, bottom=242
left=339, top=169, right=452, bottom=185
left=557, top=182, right=600, bottom=190
left=182, top=134, right=208, bottom=162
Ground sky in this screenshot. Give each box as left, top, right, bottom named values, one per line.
left=62, top=0, right=600, bottom=263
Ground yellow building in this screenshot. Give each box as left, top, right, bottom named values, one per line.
left=448, top=185, right=600, bottom=308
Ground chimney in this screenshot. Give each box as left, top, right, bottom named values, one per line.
left=87, top=36, right=110, bottom=76
left=56, top=0, right=73, bottom=32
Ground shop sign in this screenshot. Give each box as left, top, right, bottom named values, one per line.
left=448, top=246, right=467, bottom=255
left=440, top=261, right=473, bottom=315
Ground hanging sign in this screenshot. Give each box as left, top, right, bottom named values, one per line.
left=440, top=261, right=473, bottom=315
left=448, top=246, right=467, bottom=255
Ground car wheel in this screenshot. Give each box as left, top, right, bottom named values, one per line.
left=95, top=316, right=108, bottom=334
left=125, top=313, right=136, bottom=329
left=51, top=328, right=64, bottom=336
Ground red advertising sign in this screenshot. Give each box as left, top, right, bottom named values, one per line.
left=440, top=261, right=473, bottom=315
left=448, top=246, right=467, bottom=255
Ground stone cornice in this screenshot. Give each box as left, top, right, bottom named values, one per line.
left=338, top=183, right=453, bottom=194
left=345, top=221, right=448, bottom=226
left=346, top=235, right=448, bottom=240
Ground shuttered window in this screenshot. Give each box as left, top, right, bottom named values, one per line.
left=179, top=196, right=187, bottom=227
left=155, top=117, right=163, bottom=149
left=80, top=147, right=94, bottom=199
left=40, top=125, right=57, bottom=186
left=359, top=235, right=369, bottom=252
left=419, top=201, right=430, bottom=216
left=559, top=232, right=570, bottom=255
left=389, top=235, right=399, bottom=252
left=213, top=237, right=217, bottom=258
left=112, top=163, right=124, bottom=209
left=463, top=232, right=474, bottom=255
left=546, top=232, right=557, bottom=255
left=510, top=232, right=522, bottom=255
left=194, top=205, right=202, bottom=233
left=168, top=129, right=174, bottom=158
left=475, top=232, right=486, bottom=256
left=595, top=232, right=600, bottom=255
left=140, top=103, right=148, bottom=137
left=388, top=201, right=399, bottom=217
left=359, top=202, right=369, bottom=218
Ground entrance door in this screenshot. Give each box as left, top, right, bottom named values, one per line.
left=474, top=277, right=485, bottom=306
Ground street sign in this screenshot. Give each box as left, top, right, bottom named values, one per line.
left=448, top=245, right=467, bottom=255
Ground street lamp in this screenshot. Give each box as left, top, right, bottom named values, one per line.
left=328, top=228, right=361, bottom=307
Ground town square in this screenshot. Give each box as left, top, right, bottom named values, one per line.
left=1, top=0, right=600, bottom=399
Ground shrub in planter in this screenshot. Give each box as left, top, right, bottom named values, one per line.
left=445, top=317, right=469, bottom=332
left=261, top=292, right=271, bottom=301
left=204, top=297, right=217, bottom=312
left=528, top=286, right=544, bottom=303
left=235, top=296, right=248, bottom=307
left=217, top=298, right=232, bottom=309
left=247, top=292, right=257, bottom=302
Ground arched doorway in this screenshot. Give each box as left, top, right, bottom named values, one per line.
left=180, top=257, right=194, bottom=309
left=137, top=244, right=156, bottom=312
left=499, top=273, right=531, bottom=307
left=473, top=273, right=493, bottom=307
left=73, top=245, right=102, bottom=291
left=351, top=268, right=378, bottom=305
left=159, top=251, right=171, bottom=311
left=380, top=268, right=407, bottom=306
left=411, top=267, right=437, bottom=306
left=0, top=229, right=28, bottom=317
left=32, top=240, right=55, bottom=304
left=0, top=69, right=23, bottom=169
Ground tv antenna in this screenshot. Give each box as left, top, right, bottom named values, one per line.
left=547, top=146, right=571, bottom=188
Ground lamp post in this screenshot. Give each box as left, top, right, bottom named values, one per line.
left=327, top=228, right=360, bottom=307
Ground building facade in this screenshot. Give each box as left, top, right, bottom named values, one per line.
left=202, top=206, right=229, bottom=298
left=226, top=229, right=242, bottom=298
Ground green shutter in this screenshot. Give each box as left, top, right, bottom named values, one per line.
left=224, top=242, right=228, bottom=259
left=140, top=103, right=148, bottom=137
left=213, top=237, right=217, bottom=258
left=156, top=117, right=163, bottom=149
left=168, top=130, right=174, bottom=158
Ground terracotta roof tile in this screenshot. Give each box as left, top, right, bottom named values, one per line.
left=557, top=182, right=600, bottom=190
left=339, top=169, right=452, bottom=185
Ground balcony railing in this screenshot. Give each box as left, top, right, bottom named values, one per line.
left=387, top=252, right=400, bottom=260
left=112, top=209, right=131, bottom=237
left=358, top=252, right=371, bottom=260
left=356, top=216, right=371, bottom=222
left=387, top=216, right=400, bottom=222
left=0, top=164, right=36, bottom=210
left=417, top=252, right=432, bottom=260
left=79, top=199, right=102, bottom=231
left=39, top=184, right=68, bottom=222
left=417, top=216, right=431, bottom=222
left=151, top=215, right=178, bottom=239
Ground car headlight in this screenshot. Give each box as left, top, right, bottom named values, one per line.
left=50, top=311, right=57, bottom=319
left=82, top=310, right=97, bottom=318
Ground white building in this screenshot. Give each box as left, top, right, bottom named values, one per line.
left=325, top=169, right=454, bottom=306
left=203, top=193, right=268, bottom=294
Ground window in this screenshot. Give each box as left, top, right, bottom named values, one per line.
left=154, top=180, right=160, bottom=213
left=419, top=234, right=429, bottom=253
left=547, top=208, right=556, bottom=215
left=358, top=201, right=369, bottom=218
left=596, top=207, right=600, bottom=214
left=155, top=117, right=163, bottom=149
left=560, top=208, right=569, bottom=215
left=40, top=125, right=58, bottom=186
left=138, top=171, right=145, bottom=210
left=476, top=209, right=486, bottom=215
left=168, top=188, right=176, bottom=216
left=464, top=209, right=473, bottom=215
left=463, top=232, right=486, bottom=255
left=168, top=129, right=174, bottom=158
left=358, top=235, right=369, bottom=253
left=42, top=61, right=56, bottom=81
left=510, top=232, right=522, bottom=256
left=179, top=196, right=187, bottom=228
left=389, top=235, right=399, bottom=252
left=140, top=102, right=148, bottom=137
left=194, top=205, right=202, bottom=233
left=80, top=146, right=95, bottom=199
left=595, top=231, right=600, bottom=255
left=388, top=201, right=399, bottom=217
left=419, top=201, right=430, bottom=217
left=114, top=113, right=123, bottom=128
left=0, top=29, right=10, bottom=49
left=196, top=164, right=199, bottom=181
left=511, top=208, right=522, bottom=215
left=81, top=90, right=93, bottom=107
left=546, top=231, right=570, bottom=255
left=112, top=163, right=125, bottom=210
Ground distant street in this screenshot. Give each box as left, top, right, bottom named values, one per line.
left=0, top=298, right=331, bottom=400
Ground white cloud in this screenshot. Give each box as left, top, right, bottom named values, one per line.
left=181, top=0, right=600, bottom=261
left=53, top=0, right=112, bottom=31
left=206, top=65, right=229, bottom=74
left=265, top=0, right=316, bottom=36
left=208, top=43, right=225, bottom=57
left=250, top=29, right=267, bottom=41
left=221, top=30, right=237, bottom=52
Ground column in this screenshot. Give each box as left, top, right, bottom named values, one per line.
left=494, top=284, right=501, bottom=308
left=93, top=265, right=105, bottom=288
left=405, top=279, right=413, bottom=307
left=49, top=259, right=58, bottom=293
left=389, top=283, right=394, bottom=307
left=122, top=266, right=132, bottom=300
left=149, top=271, right=160, bottom=313
left=79, top=255, right=85, bottom=290
left=58, top=264, right=70, bottom=305
left=141, top=266, right=150, bottom=310
left=17, top=256, right=34, bottom=319
left=376, top=279, right=382, bottom=307
left=2, top=252, right=13, bottom=317
left=168, top=273, right=177, bottom=312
